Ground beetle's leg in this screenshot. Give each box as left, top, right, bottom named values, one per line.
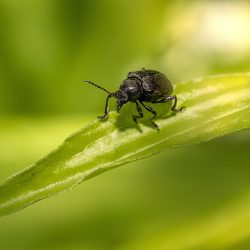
left=132, top=101, right=143, bottom=124
left=98, top=93, right=113, bottom=119
left=153, top=95, right=185, bottom=112
left=170, top=95, right=185, bottom=112
left=140, top=101, right=159, bottom=130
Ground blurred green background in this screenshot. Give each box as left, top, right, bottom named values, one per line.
left=0, top=0, right=250, bottom=249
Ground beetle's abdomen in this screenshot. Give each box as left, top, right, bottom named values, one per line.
left=141, top=71, right=173, bottom=101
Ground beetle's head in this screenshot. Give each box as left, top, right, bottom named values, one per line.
left=115, top=90, right=128, bottom=112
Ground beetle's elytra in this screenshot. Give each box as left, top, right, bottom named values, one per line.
left=84, top=69, right=184, bottom=129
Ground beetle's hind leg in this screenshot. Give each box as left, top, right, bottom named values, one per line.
left=132, top=101, right=144, bottom=124
left=140, top=101, right=159, bottom=130
left=170, top=95, right=185, bottom=112
left=153, top=95, right=185, bottom=112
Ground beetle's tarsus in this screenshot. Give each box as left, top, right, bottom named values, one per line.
left=152, top=121, right=159, bottom=131
left=98, top=114, right=107, bottom=119
left=132, top=116, right=138, bottom=124
left=172, top=106, right=185, bottom=113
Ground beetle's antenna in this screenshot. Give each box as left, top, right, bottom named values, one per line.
left=83, top=80, right=110, bottom=94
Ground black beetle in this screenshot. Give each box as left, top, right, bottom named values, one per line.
left=84, top=69, right=184, bottom=129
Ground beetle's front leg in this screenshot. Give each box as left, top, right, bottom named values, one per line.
left=98, top=93, right=113, bottom=119
left=132, top=101, right=143, bottom=124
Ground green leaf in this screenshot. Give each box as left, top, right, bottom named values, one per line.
left=0, top=73, right=250, bottom=217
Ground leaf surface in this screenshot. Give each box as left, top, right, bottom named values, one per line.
left=1, top=73, right=250, bottom=216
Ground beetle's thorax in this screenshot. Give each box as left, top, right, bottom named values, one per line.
left=119, top=78, right=142, bottom=102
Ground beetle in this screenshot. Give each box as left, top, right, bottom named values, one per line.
left=84, top=69, right=184, bottom=129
